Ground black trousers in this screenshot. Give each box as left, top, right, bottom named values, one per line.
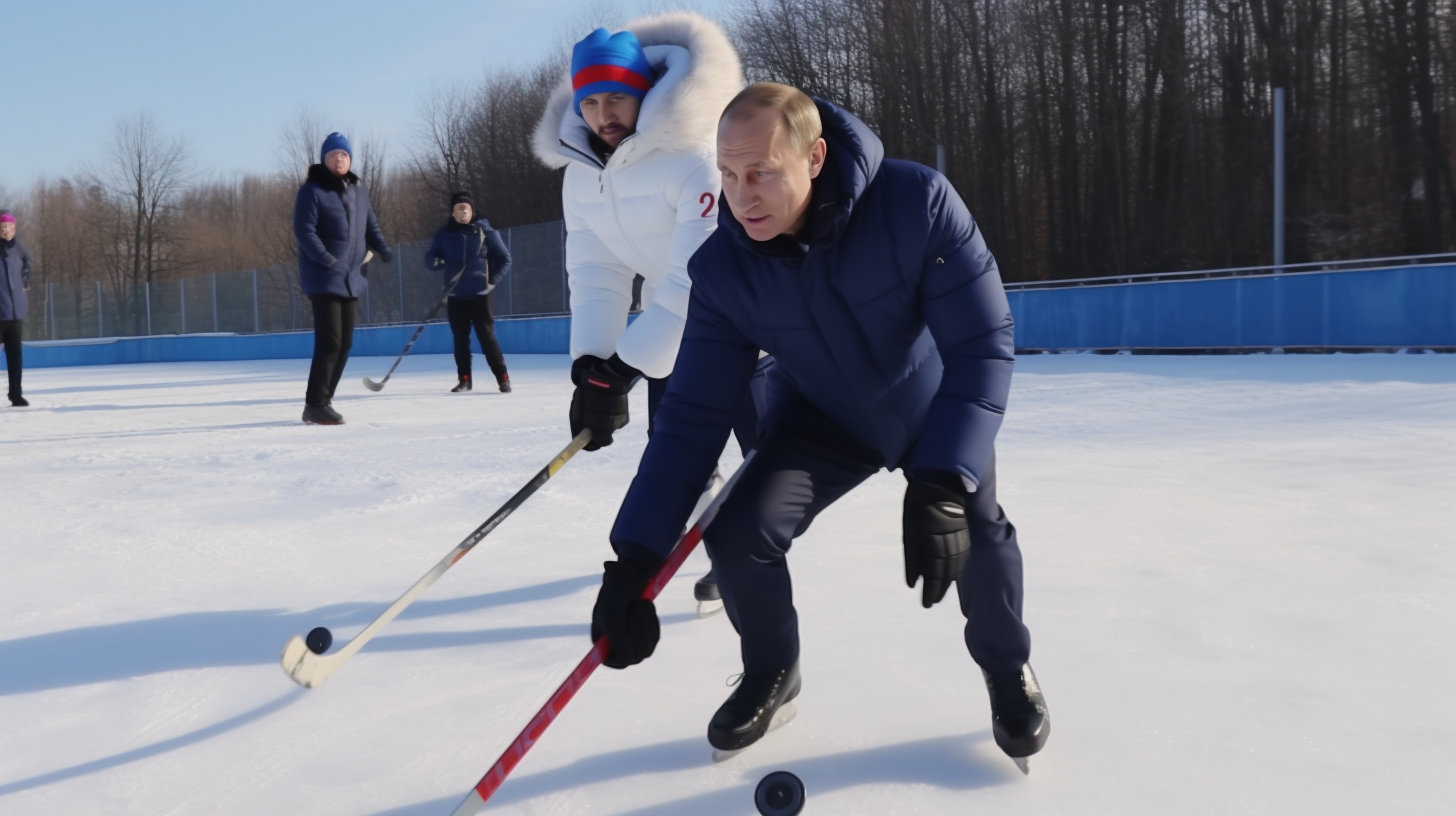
left=306, top=296, right=357, bottom=407
left=447, top=296, right=506, bottom=379
left=703, top=395, right=1031, bottom=677
left=0, top=319, right=21, bottom=399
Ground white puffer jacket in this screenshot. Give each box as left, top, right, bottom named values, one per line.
left=533, top=12, right=743, bottom=378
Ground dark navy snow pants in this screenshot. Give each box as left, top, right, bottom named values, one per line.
left=703, top=396, right=1031, bottom=677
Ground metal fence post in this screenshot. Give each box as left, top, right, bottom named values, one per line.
left=561, top=221, right=568, bottom=313
left=212, top=273, right=219, bottom=332
left=396, top=253, right=404, bottom=323
left=506, top=229, right=515, bottom=316
left=145, top=281, right=153, bottom=335
left=252, top=269, right=260, bottom=332
left=180, top=278, right=187, bottom=334
left=96, top=281, right=103, bottom=337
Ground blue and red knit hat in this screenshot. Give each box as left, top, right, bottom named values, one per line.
left=571, top=28, right=654, bottom=116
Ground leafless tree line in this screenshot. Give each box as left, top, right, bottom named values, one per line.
left=732, top=0, right=1456, bottom=280
left=5, top=0, right=1451, bottom=323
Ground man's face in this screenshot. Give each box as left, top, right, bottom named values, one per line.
left=325, top=149, right=351, bottom=176
left=0, top=222, right=14, bottom=241
left=717, top=107, right=826, bottom=242
left=580, top=92, right=641, bottom=148
left=452, top=202, right=474, bottom=224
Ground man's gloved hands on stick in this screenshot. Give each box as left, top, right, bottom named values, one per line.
left=591, top=557, right=661, bottom=669
left=570, top=354, right=643, bottom=451
left=902, top=470, right=973, bottom=608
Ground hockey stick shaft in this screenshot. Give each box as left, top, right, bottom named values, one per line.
left=281, top=430, right=592, bottom=688
left=449, top=454, right=754, bottom=814
left=365, top=256, right=478, bottom=390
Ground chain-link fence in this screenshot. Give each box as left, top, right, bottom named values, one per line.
left=31, top=221, right=570, bottom=341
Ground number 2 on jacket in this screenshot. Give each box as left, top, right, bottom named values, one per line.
left=700, top=192, right=716, bottom=218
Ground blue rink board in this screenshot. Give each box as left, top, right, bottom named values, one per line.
left=19, top=265, right=1456, bottom=368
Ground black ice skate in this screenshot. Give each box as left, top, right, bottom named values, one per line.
left=982, top=663, right=1050, bottom=774
left=302, top=404, right=345, bottom=425
left=694, top=568, right=723, bottom=618
left=496, top=372, right=512, bottom=393
left=708, top=661, right=801, bottom=760
left=452, top=374, right=472, bottom=393
left=9, top=394, right=28, bottom=407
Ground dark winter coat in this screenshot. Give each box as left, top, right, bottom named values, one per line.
left=423, top=218, right=512, bottom=299
left=610, top=99, right=1016, bottom=565
left=0, top=237, right=33, bottom=321
left=293, top=164, right=391, bottom=298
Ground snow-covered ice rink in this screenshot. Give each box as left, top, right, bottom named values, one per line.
left=1, top=352, right=1452, bottom=815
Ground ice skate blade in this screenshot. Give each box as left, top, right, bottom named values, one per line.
left=697, top=600, right=725, bottom=618
left=711, top=702, right=798, bottom=762
left=1013, top=757, right=1030, bottom=775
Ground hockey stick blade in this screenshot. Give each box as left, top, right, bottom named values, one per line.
left=448, top=453, right=755, bottom=814
left=362, top=376, right=385, bottom=392
left=279, top=430, right=592, bottom=689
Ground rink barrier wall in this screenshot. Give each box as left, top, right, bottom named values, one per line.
left=17, top=265, right=1455, bottom=367
left=23, top=314, right=574, bottom=369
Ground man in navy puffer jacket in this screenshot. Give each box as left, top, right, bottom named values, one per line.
left=0, top=211, right=33, bottom=406
left=589, top=84, right=1049, bottom=768
left=424, top=191, right=513, bottom=393
left=293, top=132, right=391, bottom=424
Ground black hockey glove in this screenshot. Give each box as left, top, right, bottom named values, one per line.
left=591, top=557, right=661, bottom=669
left=902, top=472, right=973, bottom=608
left=569, top=354, right=643, bottom=451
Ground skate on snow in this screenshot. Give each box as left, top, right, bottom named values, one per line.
left=709, top=661, right=801, bottom=762
left=983, top=662, right=1050, bottom=775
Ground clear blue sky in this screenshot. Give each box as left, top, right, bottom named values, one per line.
left=0, top=0, right=736, bottom=188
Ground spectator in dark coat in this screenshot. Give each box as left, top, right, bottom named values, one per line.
left=293, top=132, right=391, bottom=425
left=588, top=84, right=1049, bottom=768
left=423, top=191, right=513, bottom=393
left=0, top=211, right=33, bottom=407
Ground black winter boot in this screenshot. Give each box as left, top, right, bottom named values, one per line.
left=708, top=661, right=801, bottom=752
left=9, top=394, right=28, bottom=407
left=496, top=372, right=512, bottom=393
left=982, top=663, right=1050, bottom=760
left=302, top=404, right=345, bottom=425
left=452, top=374, right=472, bottom=393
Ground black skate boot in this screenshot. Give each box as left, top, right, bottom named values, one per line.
left=302, top=404, right=345, bottom=425
left=982, top=663, right=1049, bottom=773
left=708, top=661, right=801, bottom=757
left=9, top=394, right=28, bottom=407
left=694, top=569, right=721, bottom=603
left=496, top=372, right=512, bottom=393
left=452, top=374, right=472, bottom=393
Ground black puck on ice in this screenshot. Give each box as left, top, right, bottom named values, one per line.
left=306, top=627, right=333, bottom=655
left=754, top=771, right=805, bottom=816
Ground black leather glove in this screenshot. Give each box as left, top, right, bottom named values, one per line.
left=590, top=557, right=661, bottom=669
left=570, top=354, right=642, bottom=451
left=902, top=472, right=972, bottom=608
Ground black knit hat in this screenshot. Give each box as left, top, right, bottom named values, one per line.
left=449, top=191, right=474, bottom=210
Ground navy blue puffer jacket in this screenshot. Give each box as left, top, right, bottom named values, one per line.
left=610, top=100, right=1015, bottom=564
left=293, top=164, right=391, bottom=298
left=0, top=238, right=32, bottom=321
left=423, top=218, right=513, bottom=298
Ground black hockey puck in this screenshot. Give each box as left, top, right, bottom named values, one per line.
left=754, top=771, right=805, bottom=816
left=306, top=627, right=333, bottom=655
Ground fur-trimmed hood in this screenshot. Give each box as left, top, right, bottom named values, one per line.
left=532, top=11, right=743, bottom=170
left=305, top=163, right=360, bottom=191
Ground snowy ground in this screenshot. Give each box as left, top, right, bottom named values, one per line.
left=1, top=352, right=1453, bottom=816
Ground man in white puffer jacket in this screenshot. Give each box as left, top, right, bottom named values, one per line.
left=533, top=13, right=750, bottom=452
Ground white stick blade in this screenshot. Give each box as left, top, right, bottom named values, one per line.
left=362, top=377, right=384, bottom=392
left=280, top=635, right=339, bottom=688
left=448, top=789, right=485, bottom=816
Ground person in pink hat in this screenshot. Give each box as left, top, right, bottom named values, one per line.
left=0, top=210, right=33, bottom=407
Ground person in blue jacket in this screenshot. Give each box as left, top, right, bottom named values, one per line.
left=588, top=83, right=1050, bottom=768
left=424, top=191, right=513, bottom=393
left=293, top=132, right=391, bottom=425
left=0, top=211, right=33, bottom=407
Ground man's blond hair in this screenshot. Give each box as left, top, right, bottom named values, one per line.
left=720, top=82, right=823, bottom=156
